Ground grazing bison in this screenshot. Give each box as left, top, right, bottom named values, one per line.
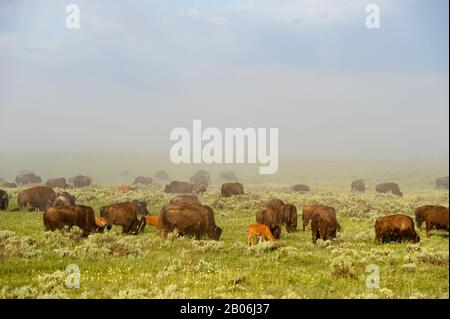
left=17, top=186, right=56, bottom=212
left=278, top=204, right=298, bottom=232
left=302, top=205, right=335, bottom=231
left=351, top=179, right=366, bottom=193
left=293, top=184, right=310, bottom=192
left=100, top=202, right=142, bottom=234
left=169, top=195, right=199, bottom=206
left=311, top=209, right=339, bottom=243
left=190, top=170, right=210, bottom=186
left=164, top=181, right=198, bottom=194
left=134, top=176, right=153, bottom=185
left=58, top=191, right=76, bottom=205
left=375, top=214, right=420, bottom=244
left=154, top=170, right=169, bottom=180
left=435, top=176, right=449, bottom=189
left=43, top=205, right=105, bottom=236
left=138, top=216, right=162, bottom=233
left=220, top=171, right=238, bottom=181
left=255, top=207, right=281, bottom=239
left=130, top=200, right=149, bottom=215
left=415, top=205, right=449, bottom=237
left=0, top=181, right=17, bottom=188
left=117, top=185, right=135, bottom=193
left=160, top=204, right=222, bottom=240
left=53, top=196, right=71, bottom=207
left=221, top=182, right=244, bottom=197
left=15, top=173, right=42, bottom=185
left=46, top=178, right=68, bottom=189
left=0, top=190, right=9, bottom=211
left=266, top=199, right=285, bottom=216
left=375, top=183, right=403, bottom=196
left=68, top=175, right=92, bottom=188
left=247, top=224, right=276, bottom=245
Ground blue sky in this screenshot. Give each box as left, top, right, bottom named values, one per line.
left=0, top=0, right=448, bottom=157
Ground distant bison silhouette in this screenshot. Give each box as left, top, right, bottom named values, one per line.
left=375, top=214, right=419, bottom=244
left=220, top=171, right=238, bottom=181
left=15, top=173, right=42, bottom=185
left=415, top=205, right=449, bottom=237
left=351, top=179, right=366, bottom=193
left=46, top=177, right=68, bottom=189
left=292, top=184, right=310, bottom=192
left=164, top=181, right=204, bottom=194
left=435, top=176, right=449, bottom=189
left=190, top=170, right=210, bottom=186
left=375, top=183, right=403, bottom=197
left=221, top=182, right=244, bottom=197
left=68, top=175, right=92, bottom=188
left=0, top=190, right=9, bottom=211
left=17, top=186, right=56, bottom=212
left=134, top=176, right=153, bottom=185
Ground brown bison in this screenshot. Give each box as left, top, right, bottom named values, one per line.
left=0, top=181, right=17, bottom=188
left=311, top=209, right=339, bottom=243
left=351, top=179, right=366, bottom=193
left=15, top=173, right=42, bottom=185
left=435, top=176, right=449, bottom=189
left=134, top=176, right=153, bottom=185
left=220, top=171, right=238, bottom=181
left=100, top=202, right=143, bottom=234
left=17, top=186, right=56, bottom=212
left=68, top=175, right=92, bottom=188
left=221, top=182, right=244, bottom=197
left=164, top=181, right=203, bottom=194
left=46, top=178, right=68, bottom=189
left=255, top=207, right=281, bottom=239
left=130, top=200, right=149, bottom=215
left=375, top=214, right=420, bottom=244
left=57, top=191, right=76, bottom=205
left=247, top=224, right=276, bottom=245
left=190, top=170, right=210, bottom=186
left=43, top=205, right=105, bottom=236
left=266, top=199, right=285, bottom=215
left=375, top=183, right=403, bottom=196
left=293, top=184, right=311, bottom=192
left=169, top=195, right=199, bottom=206
left=160, top=204, right=222, bottom=240
left=302, top=205, right=336, bottom=231
left=0, top=190, right=9, bottom=211
left=278, top=204, right=298, bottom=232
left=53, top=196, right=71, bottom=207
left=415, top=205, right=449, bottom=237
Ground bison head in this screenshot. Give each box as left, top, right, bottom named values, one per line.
left=95, top=217, right=108, bottom=232
left=270, top=225, right=281, bottom=239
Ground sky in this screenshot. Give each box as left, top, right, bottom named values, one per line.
left=0, top=0, right=448, bottom=159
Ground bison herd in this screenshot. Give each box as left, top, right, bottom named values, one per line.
left=0, top=172, right=449, bottom=246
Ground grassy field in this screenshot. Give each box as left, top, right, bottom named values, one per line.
left=0, top=180, right=448, bottom=299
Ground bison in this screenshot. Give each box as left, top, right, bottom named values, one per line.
left=134, top=176, right=153, bottom=185
left=375, top=183, right=403, bottom=196
left=302, top=205, right=336, bottom=231
left=46, top=178, right=68, bottom=189
left=43, top=205, right=105, bottom=236
left=351, top=179, right=366, bottom=193
left=247, top=224, right=276, bottom=245
left=100, top=202, right=142, bottom=234
left=0, top=190, right=9, bottom=211
left=375, top=214, right=420, bottom=244
left=278, top=204, right=298, bottom=232
left=415, top=205, right=449, bottom=237
left=160, top=204, right=222, bottom=240
left=255, top=207, right=281, bottom=239
left=164, top=181, right=202, bottom=194
left=17, top=186, right=56, bottom=212
left=311, top=209, right=339, bottom=243
left=15, top=173, right=42, bottom=185
left=53, top=196, right=71, bottom=207
left=435, top=176, right=449, bottom=189
left=221, top=182, right=244, bottom=198
left=293, top=184, right=311, bottom=192
left=57, top=191, right=76, bottom=205
left=130, top=200, right=149, bottom=215
left=266, top=199, right=285, bottom=215
left=190, top=170, right=210, bottom=186
left=220, top=171, right=238, bottom=181
left=138, top=215, right=162, bottom=234
left=68, top=175, right=92, bottom=188
left=169, top=195, right=199, bottom=206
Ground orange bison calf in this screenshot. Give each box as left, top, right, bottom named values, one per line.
left=247, top=224, right=276, bottom=245
left=138, top=215, right=162, bottom=233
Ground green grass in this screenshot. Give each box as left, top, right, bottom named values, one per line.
left=0, top=182, right=448, bottom=299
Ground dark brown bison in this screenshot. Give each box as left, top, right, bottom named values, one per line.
left=0, top=190, right=9, bottom=211
left=164, top=181, right=200, bottom=194
left=415, top=205, right=449, bottom=237
left=221, top=182, right=244, bottom=197
left=154, top=170, right=169, bottom=180
left=133, top=176, right=153, bottom=185
left=278, top=204, right=298, bottom=232
left=351, top=179, right=366, bottom=193
left=293, top=184, right=310, bottom=192
left=311, top=209, right=339, bottom=243
left=169, top=195, right=199, bottom=206
left=220, top=171, right=238, bottom=181
left=17, top=186, right=56, bottom=212
left=68, top=175, right=92, bottom=188
left=160, top=204, right=222, bottom=240
left=15, top=173, right=42, bottom=185
left=58, top=191, right=76, bottom=205
left=375, top=214, right=420, bottom=244
left=99, top=202, right=142, bottom=234
left=435, top=176, right=449, bottom=189
left=266, top=199, right=285, bottom=215
left=302, top=205, right=341, bottom=232
left=190, top=170, right=210, bottom=186
left=255, top=207, right=281, bottom=239
left=53, top=196, right=71, bottom=207
left=46, top=177, right=68, bottom=189
left=0, top=181, right=17, bottom=188
left=376, top=183, right=403, bottom=196
left=43, top=205, right=105, bottom=236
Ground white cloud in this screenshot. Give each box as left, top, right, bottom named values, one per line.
left=181, top=8, right=228, bottom=26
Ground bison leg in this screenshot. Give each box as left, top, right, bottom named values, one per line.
left=106, top=225, right=112, bottom=231
left=425, top=223, right=432, bottom=238
left=247, top=233, right=253, bottom=245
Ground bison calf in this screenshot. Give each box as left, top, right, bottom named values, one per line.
left=247, top=224, right=276, bottom=245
